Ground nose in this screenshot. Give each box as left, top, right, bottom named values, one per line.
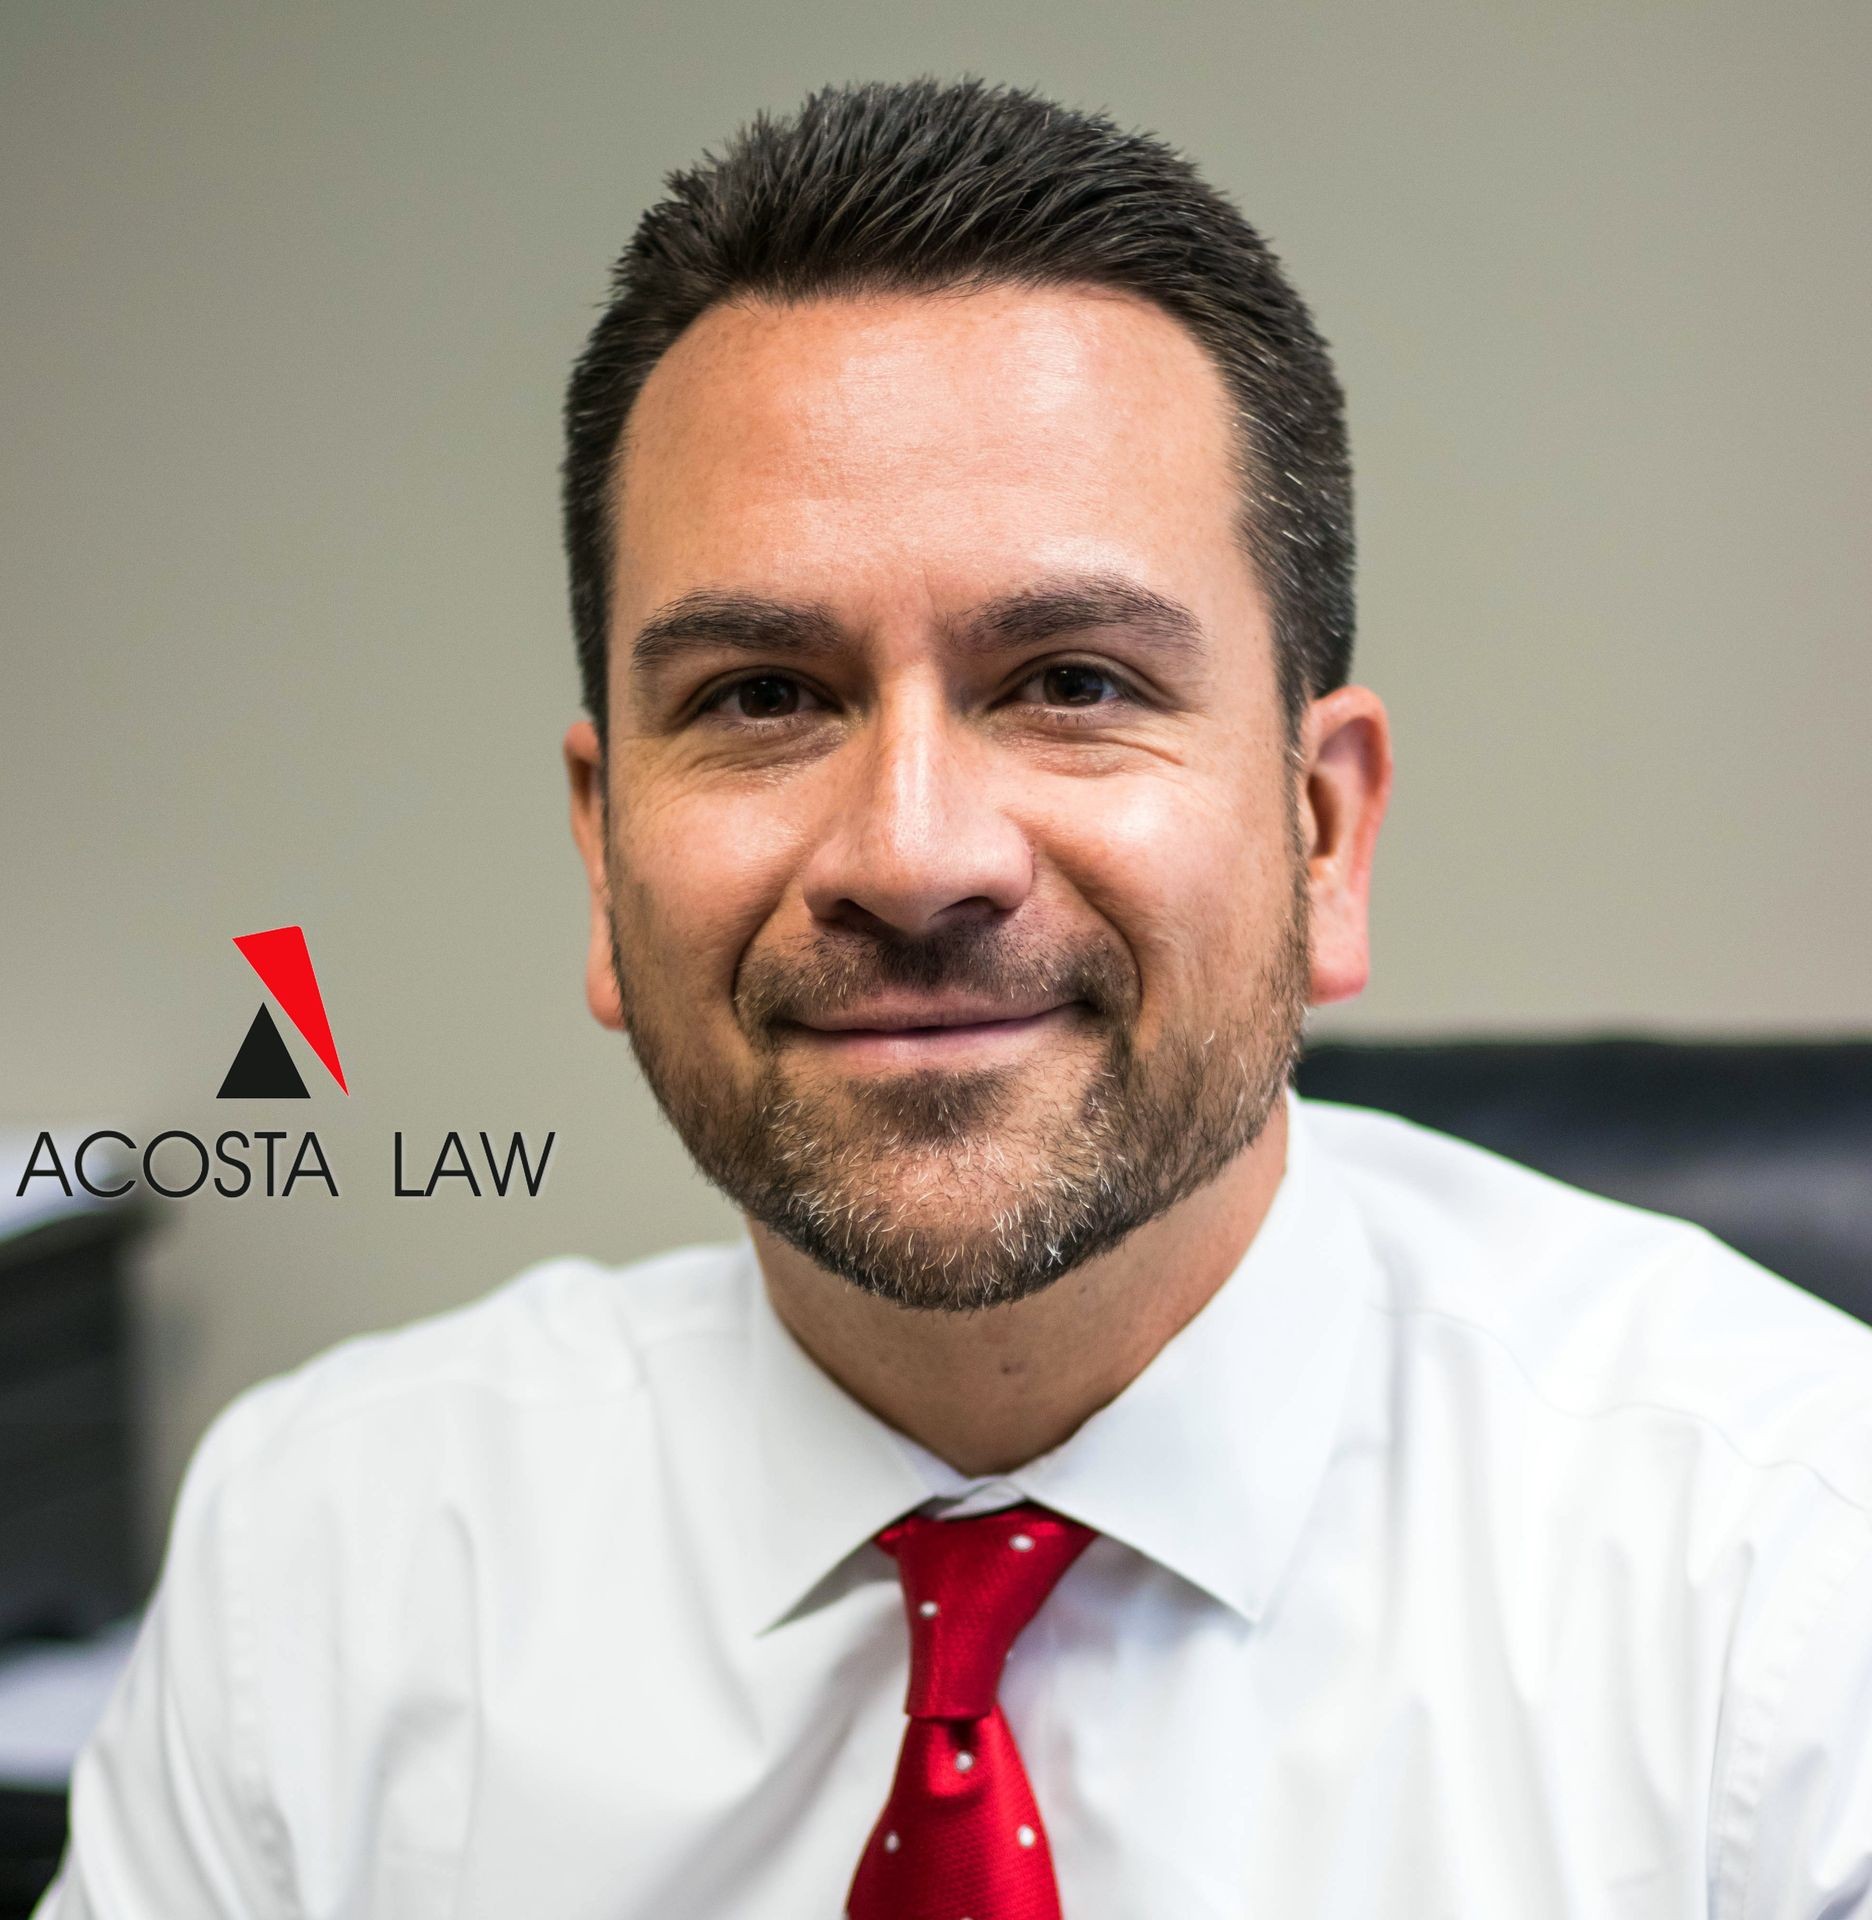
left=799, top=690, right=1033, bottom=939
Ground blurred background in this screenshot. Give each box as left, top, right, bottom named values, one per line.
left=3, top=0, right=1868, bottom=1578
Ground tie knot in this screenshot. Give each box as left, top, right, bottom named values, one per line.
left=875, top=1502, right=1096, bottom=1720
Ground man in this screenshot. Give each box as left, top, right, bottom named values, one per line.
left=37, top=77, right=1872, bottom=1920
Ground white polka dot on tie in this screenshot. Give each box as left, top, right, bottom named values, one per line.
left=1016, top=1824, right=1037, bottom=1848
left=1009, top=1532, right=1035, bottom=1551
left=918, top=1600, right=939, bottom=1617
left=883, top=1831, right=900, bottom=1853
left=954, top=1750, right=975, bottom=1772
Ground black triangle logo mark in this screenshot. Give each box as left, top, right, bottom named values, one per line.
left=217, top=1004, right=311, bottom=1099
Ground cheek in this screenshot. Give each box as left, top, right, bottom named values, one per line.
left=613, top=783, right=800, bottom=991
left=1042, top=773, right=1294, bottom=1004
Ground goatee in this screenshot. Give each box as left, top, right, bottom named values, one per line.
left=612, top=856, right=1311, bottom=1313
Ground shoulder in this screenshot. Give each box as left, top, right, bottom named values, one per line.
left=94, top=1242, right=755, bottom=1909
left=1304, top=1091, right=1872, bottom=1904
left=180, top=1238, right=755, bottom=1511
left=1303, top=1095, right=1872, bottom=1518
left=154, top=1238, right=757, bottom=1729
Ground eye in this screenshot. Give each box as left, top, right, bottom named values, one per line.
left=697, top=672, right=829, bottom=723
left=1012, top=661, right=1131, bottom=710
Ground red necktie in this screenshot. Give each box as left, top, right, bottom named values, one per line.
left=846, top=1501, right=1097, bottom=1920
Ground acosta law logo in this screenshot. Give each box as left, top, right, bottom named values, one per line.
left=216, top=925, right=348, bottom=1100
left=14, top=927, right=556, bottom=1202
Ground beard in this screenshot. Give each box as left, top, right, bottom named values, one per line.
left=609, top=845, right=1311, bottom=1315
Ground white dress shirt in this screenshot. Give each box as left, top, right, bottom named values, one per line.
left=33, top=1091, right=1872, bottom=1919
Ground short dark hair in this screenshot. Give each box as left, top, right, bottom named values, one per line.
left=561, top=77, right=1353, bottom=749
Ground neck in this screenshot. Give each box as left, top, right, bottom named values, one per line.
left=752, top=1096, right=1291, bottom=1477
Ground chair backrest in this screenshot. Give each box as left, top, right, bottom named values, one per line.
left=1293, top=1037, right=1872, bottom=1328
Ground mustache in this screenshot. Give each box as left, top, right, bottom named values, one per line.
left=735, top=923, right=1138, bottom=1035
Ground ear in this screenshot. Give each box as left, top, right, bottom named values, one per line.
left=1295, top=685, right=1393, bottom=1006
left=564, top=718, right=626, bottom=1033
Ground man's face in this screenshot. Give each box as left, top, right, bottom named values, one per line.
left=569, top=285, right=1334, bottom=1312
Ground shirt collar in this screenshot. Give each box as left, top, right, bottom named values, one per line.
left=740, top=1087, right=1375, bottom=1634
left=743, top=1244, right=935, bottom=1636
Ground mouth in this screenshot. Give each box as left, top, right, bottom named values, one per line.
left=782, top=1000, right=1085, bottom=1067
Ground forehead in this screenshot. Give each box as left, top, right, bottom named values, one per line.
left=609, top=285, right=1254, bottom=626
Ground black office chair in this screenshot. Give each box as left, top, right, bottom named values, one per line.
left=1293, top=1036, right=1872, bottom=1328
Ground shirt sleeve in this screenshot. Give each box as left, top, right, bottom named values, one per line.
left=32, top=1392, right=297, bottom=1920
left=1717, top=1505, right=1872, bottom=1920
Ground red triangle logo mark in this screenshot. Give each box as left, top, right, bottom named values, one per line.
left=232, top=926, right=348, bottom=1094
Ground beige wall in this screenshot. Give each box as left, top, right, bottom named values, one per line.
left=4, top=0, right=1867, bottom=1572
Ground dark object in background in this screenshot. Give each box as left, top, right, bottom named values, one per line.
left=0, top=1208, right=143, bottom=1645
left=0, top=1793, right=66, bottom=1920
left=0, top=1203, right=146, bottom=1920
left=1295, top=1036, right=1872, bottom=1327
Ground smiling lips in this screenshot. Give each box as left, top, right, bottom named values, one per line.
left=788, top=996, right=1080, bottom=1064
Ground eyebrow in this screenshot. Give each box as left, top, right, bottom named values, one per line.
left=626, top=573, right=1207, bottom=677
left=956, top=576, right=1206, bottom=661
left=628, top=592, right=844, bottom=675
